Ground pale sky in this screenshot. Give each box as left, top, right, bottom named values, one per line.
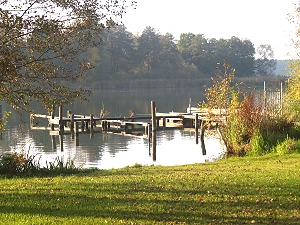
left=122, top=0, right=298, bottom=59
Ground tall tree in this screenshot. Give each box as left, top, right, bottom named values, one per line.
left=221, top=37, right=255, bottom=77
left=136, top=26, right=162, bottom=75
left=105, top=25, right=136, bottom=77
left=0, top=0, right=132, bottom=112
left=158, top=33, right=183, bottom=76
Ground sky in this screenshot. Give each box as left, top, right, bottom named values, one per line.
left=121, top=0, right=298, bottom=59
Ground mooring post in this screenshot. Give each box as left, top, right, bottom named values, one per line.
left=51, top=136, right=56, bottom=150
left=59, top=134, right=64, bottom=152
left=71, top=113, right=74, bottom=130
left=90, top=114, right=94, bottom=138
left=75, top=122, right=79, bottom=146
left=162, top=116, right=166, bottom=128
left=124, top=122, right=128, bottom=134
left=67, top=110, right=72, bottom=128
left=51, top=105, right=55, bottom=131
left=81, top=119, right=85, bottom=132
left=59, top=105, right=64, bottom=135
left=151, top=101, right=157, bottom=161
left=200, top=120, right=206, bottom=155
left=195, top=114, right=199, bottom=144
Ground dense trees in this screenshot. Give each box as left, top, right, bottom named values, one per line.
left=84, top=26, right=277, bottom=82
left=0, top=0, right=278, bottom=116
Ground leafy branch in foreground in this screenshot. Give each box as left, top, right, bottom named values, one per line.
left=0, top=0, right=134, bottom=113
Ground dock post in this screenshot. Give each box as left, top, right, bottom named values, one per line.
left=59, top=105, right=64, bottom=135
left=75, top=122, right=79, bottom=146
left=59, top=134, right=64, bottom=152
left=124, top=123, right=129, bottom=134
left=67, top=110, right=72, bottom=128
left=195, top=114, right=199, bottom=144
left=50, top=105, right=55, bottom=131
left=85, top=119, right=89, bottom=132
left=51, top=136, right=56, bottom=150
left=200, top=120, right=206, bottom=155
left=102, top=121, right=107, bottom=131
left=90, top=114, right=94, bottom=138
left=162, top=116, right=166, bottom=128
left=81, top=119, right=85, bottom=132
left=151, top=101, right=157, bottom=161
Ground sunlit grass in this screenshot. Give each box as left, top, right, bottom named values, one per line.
left=0, top=153, right=299, bottom=224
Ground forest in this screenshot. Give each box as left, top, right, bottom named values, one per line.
left=79, top=25, right=278, bottom=87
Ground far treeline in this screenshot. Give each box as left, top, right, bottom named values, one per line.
left=79, top=25, right=278, bottom=85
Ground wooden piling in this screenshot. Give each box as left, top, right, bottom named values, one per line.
left=51, top=105, right=55, bottom=131
left=200, top=120, right=206, bottom=155
left=75, top=122, right=79, bottom=135
left=195, top=114, right=199, bottom=144
left=81, top=119, right=85, bottom=132
left=59, top=105, right=64, bottom=135
left=51, top=136, right=56, bottom=150
left=59, top=134, right=64, bottom=152
left=151, top=101, right=156, bottom=132
left=162, top=116, right=166, bottom=128
left=75, top=122, right=79, bottom=146
left=151, top=101, right=157, bottom=161
left=90, top=114, right=94, bottom=138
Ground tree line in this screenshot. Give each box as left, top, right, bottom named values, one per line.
left=81, top=25, right=277, bottom=84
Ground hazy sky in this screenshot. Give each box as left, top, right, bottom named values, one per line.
left=122, top=0, right=298, bottom=59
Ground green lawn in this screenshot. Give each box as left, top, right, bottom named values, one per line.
left=0, top=154, right=299, bottom=224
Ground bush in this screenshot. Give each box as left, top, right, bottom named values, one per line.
left=0, top=151, right=81, bottom=176
left=0, top=151, right=40, bottom=174
left=248, top=130, right=266, bottom=156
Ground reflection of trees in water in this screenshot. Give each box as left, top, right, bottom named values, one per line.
left=71, top=88, right=205, bottom=117
left=157, top=130, right=176, bottom=143
left=1, top=87, right=209, bottom=167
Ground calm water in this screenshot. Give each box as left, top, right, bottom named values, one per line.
left=0, top=88, right=226, bottom=169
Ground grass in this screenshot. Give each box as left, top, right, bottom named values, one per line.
left=0, top=154, right=299, bottom=224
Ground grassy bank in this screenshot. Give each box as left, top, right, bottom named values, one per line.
left=0, top=154, right=299, bottom=224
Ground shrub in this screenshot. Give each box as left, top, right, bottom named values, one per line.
left=0, top=151, right=81, bottom=176
left=248, top=130, right=266, bottom=156
left=0, top=151, right=40, bottom=174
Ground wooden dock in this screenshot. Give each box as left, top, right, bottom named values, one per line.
left=30, top=101, right=226, bottom=155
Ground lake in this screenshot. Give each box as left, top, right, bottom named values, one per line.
left=0, top=87, right=226, bottom=169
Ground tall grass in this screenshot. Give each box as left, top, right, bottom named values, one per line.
left=0, top=151, right=81, bottom=176
left=221, top=90, right=300, bottom=157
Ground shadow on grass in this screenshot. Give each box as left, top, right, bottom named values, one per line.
left=0, top=178, right=299, bottom=224
left=0, top=191, right=298, bottom=224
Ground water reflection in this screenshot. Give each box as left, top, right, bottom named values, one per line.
left=0, top=125, right=225, bottom=170
left=0, top=88, right=226, bottom=169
